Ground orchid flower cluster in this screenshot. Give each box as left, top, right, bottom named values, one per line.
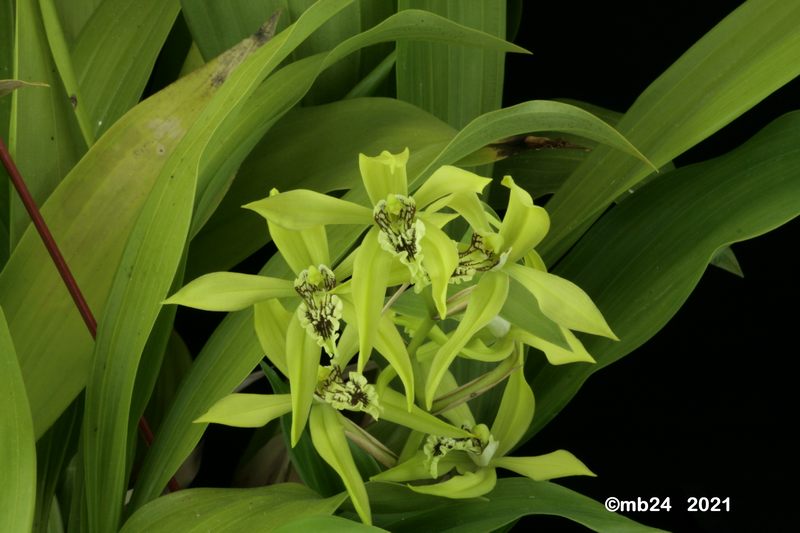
left=165, top=148, right=617, bottom=525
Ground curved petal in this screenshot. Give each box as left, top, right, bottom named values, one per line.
left=413, top=165, right=491, bottom=209
left=309, top=405, right=372, bottom=525
left=371, top=451, right=467, bottom=483
left=286, top=313, right=321, bottom=446
left=498, top=175, right=550, bottom=263
left=424, top=271, right=509, bottom=409
left=359, top=148, right=409, bottom=204
left=253, top=299, right=293, bottom=375
left=244, top=189, right=372, bottom=230
left=408, top=466, right=496, bottom=499
left=492, top=450, right=595, bottom=481
left=510, top=325, right=595, bottom=365
left=194, top=393, right=292, bottom=427
left=490, top=344, right=534, bottom=456
left=506, top=263, right=617, bottom=339
left=380, top=389, right=472, bottom=439
left=269, top=220, right=330, bottom=276
left=352, top=227, right=394, bottom=371
left=164, top=272, right=296, bottom=311
left=418, top=218, right=458, bottom=319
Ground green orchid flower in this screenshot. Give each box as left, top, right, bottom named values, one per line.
left=243, top=149, right=491, bottom=372
left=372, top=344, right=595, bottom=498
left=194, top=367, right=473, bottom=525
left=421, top=175, right=618, bottom=408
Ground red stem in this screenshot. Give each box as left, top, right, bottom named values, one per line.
left=1, top=137, right=180, bottom=493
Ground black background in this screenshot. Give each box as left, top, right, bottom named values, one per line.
left=504, top=2, right=798, bottom=531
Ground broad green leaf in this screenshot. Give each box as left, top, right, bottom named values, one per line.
left=409, top=467, right=496, bottom=499
left=164, top=272, right=295, bottom=311
left=0, top=0, right=14, bottom=267
left=541, top=0, right=800, bottom=262
left=505, top=263, right=616, bottom=339
left=70, top=0, right=181, bottom=137
left=528, top=111, right=800, bottom=439
left=84, top=4, right=356, bottom=530
left=194, top=393, right=292, bottom=427
left=0, top=23, right=275, bottom=437
left=425, top=271, right=508, bottom=408
left=9, top=0, right=84, bottom=249
left=397, top=0, right=510, bottom=129
left=350, top=479, right=663, bottom=532
left=0, top=306, right=36, bottom=533
left=310, top=404, right=372, bottom=525
left=415, top=100, right=655, bottom=183
left=492, top=450, right=595, bottom=481
left=120, top=483, right=347, bottom=533
left=286, top=313, right=320, bottom=446
left=275, top=514, right=387, bottom=532
left=490, top=346, right=533, bottom=456
left=51, top=0, right=102, bottom=46
left=143, top=331, right=193, bottom=432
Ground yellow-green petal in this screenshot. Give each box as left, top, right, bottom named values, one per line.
left=253, top=299, right=292, bottom=375
left=309, top=404, right=372, bottom=525
left=164, top=272, right=295, bottom=311
left=286, top=313, right=321, bottom=446
left=498, top=175, right=550, bottom=263
left=352, top=227, right=393, bottom=371
left=441, top=192, right=493, bottom=234
left=371, top=451, right=466, bottom=483
left=359, top=148, right=409, bottom=205
left=269, top=220, right=330, bottom=276
left=492, top=450, right=596, bottom=481
left=425, top=271, right=509, bottom=409
left=380, top=389, right=471, bottom=439
left=418, top=218, right=458, bottom=319
left=193, top=393, right=292, bottom=427
left=510, top=325, right=595, bottom=365
left=506, top=263, right=617, bottom=339
left=413, top=165, right=491, bottom=209
left=490, top=344, right=534, bottom=456
left=408, top=466, right=496, bottom=499
left=244, top=189, right=372, bottom=230
left=433, top=370, right=476, bottom=429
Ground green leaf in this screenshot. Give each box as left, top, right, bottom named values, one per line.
left=528, top=111, right=800, bottom=439
left=505, top=263, right=616, bottom=339
left=164, top=272, right=295, bottom=311
left=0, top=22, right=275, bottom=437
left=274, top=514, right=388, bottom=532
left=120, top=483, right=347, bottom=533
left=194, top=393, right=292, bottom=427
left=69, top=0, right=181, bottom=137
left=710, top=244, right=744, bottom=277
left=493, top=450, right=595, bottom=481
left=541, top=0, right=800, bottom=262
left=9, top=0, right=84, bottom=249
left=0, top=306, right=36, bottom=533
left=425, top=271, right=508, bottom=408
left=0, top=0, right=13, bottom=267
left=396, top=0, right=511, bottom=129
left=309, top=404, right=372, bottom=525
left=351, top=479, right=664, bottom=532
left=415, top=99, right=655, bottom=183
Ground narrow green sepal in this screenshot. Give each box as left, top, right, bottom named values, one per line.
left=193, top=393, right=292, bottom=427
left=380, top=389, right=472, bottom=439
left=408, top=466, right=496, bottom=499
left=510, top=325, right=595, bottom=365
left=309, top=405, right=372, bottom=525
left=269, top=219, right=330, bottom=276
left=254, top=299, right=293, bottom=375
left=418, top=217, right=458, bottom=319
left=413, top=165, right=491, bottom=209
left=371, top=451, right=465, bottom=483
left=286, top=313, right=321, bottom=446
left=506, top=263, right=617, bottom=339
left=492, top=450, right=596, bottom=481
left=425, top=271, right=509, bottom=409
left=244, top=189, right=372, bottom=230
left=490, top=344, right=534, bottom=456
left=164, top=272, right=295, bottom=311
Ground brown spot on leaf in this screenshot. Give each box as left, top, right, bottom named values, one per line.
left=69, top=94, right=78, bottom=109
left=489, top=134, right=589, bottom=159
